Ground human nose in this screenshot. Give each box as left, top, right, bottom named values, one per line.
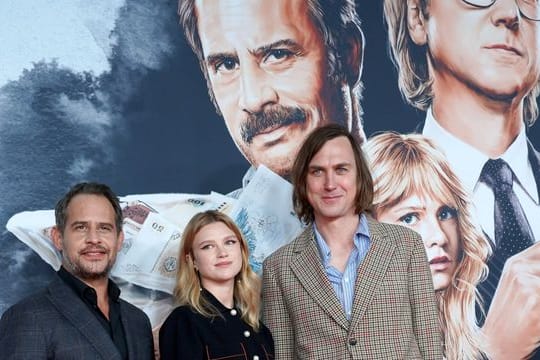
left=238, top=60, right=278, bottom=114
left=85, top=226, right=101, bottom=244
left=423, top=218, right=448, bottom=248
left=216, top=244, right=229, bottom=258
left=490, top=0, right=521, bottom=29
left=324, top=172, right=336, bottom=190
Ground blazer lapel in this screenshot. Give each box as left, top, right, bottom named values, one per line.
left=47, top=278, right=121, bottom=360
left=290, top=228, right=349, bottom=330
left=120, top=302, right=140, bottom=359
left=527, top=140, right=540, bottom=203
left=349, top=218, right=395, bottom=330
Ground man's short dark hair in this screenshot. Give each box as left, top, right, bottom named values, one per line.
left=54, top=182, right=123, bottom=234
left=292, top=124, right=374, bottom=224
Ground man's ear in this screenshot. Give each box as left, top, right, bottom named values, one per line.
left=343, top=25, right=364, bottom=87
left=116, top=230, right=125, bottom=251
left=407, top=0, right=428, bottom=45
left=51, top=226, right=63, bottom=251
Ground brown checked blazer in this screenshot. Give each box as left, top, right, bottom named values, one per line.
left=262, top=216, right=442, bottom=359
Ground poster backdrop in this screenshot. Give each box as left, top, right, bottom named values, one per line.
left=1, top=0, right=539, bottom=358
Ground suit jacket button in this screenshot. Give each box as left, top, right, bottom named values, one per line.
left=349, top=338, right=357, bottom=346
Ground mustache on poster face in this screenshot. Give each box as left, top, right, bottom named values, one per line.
left=241, top=106, right=307, bottom=144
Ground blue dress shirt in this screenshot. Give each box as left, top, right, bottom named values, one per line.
left=314, top=214, right=371, bottom=320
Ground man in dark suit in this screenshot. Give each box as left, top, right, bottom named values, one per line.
left=384, top=0, right=540, bottom=358
left=0, top=182, right=154, bottom=359
left=262, top=125, right=442, bottom=359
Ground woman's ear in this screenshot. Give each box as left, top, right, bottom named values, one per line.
left=186, top=254, right=198, bottom=270
left=407, top=0, right=428, bottom=46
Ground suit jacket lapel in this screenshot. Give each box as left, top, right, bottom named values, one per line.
left=349, top=218, right=395, bottom=330
left=290, top=227, right=349, bottom=330
left=527, top=140, right=540, bottom=202
left=47, top=278, right=121, bottom=360
left=120, top=302, right=139, bottom=359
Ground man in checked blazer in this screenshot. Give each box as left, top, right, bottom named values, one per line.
left=0, top=182, right=154, bottom=359
left=262, top=125, right=442, bottom=359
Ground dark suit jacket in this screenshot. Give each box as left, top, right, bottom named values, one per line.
left=527, top=139, right=540, bottom=204
left=0, top=276, right=154, bottom=359
left=262, top=217, right=442, bottom=360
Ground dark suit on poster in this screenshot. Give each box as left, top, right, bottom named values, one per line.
left=0, top=276, right=154, bottom=359
left=527, top=140, right=540, bottom=202
left=262, top=217, right=442, bottom=360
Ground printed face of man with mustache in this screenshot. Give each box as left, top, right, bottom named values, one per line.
left=196, top=0, right=357, bottom=178
left=52, top=194, right=124, bottom=281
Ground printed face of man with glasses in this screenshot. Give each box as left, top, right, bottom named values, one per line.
left=413, top=0, right=540, bottom=109
left=385, top=1, right=540, bottom=358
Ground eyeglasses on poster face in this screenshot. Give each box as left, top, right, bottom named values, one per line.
left=462, top=0, right=540, bottom=21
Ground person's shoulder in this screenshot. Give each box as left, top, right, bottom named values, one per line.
left=118, top=298, right=151, bottom=321
left=160, top=304, right=199, bottom=335
left=163, top=304, right=197, bottom=323
left=1, top=286, right=52, bottom=325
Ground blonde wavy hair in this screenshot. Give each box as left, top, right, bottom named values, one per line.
left=364, top=132, right=491, bottom=360
left=383, top=0, right=540, bottom=126
left=173, top=210, right=262, bottom=331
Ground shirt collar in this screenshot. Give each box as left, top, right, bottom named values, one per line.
left=500, top=126, right=538, bottom=201
left=241, top=166, right=257, bottom=189
left=422, top=107, right=536, bottom=201
left=200, top=288, right=237, bottom=314
left=423, top=108, right=487, bottom=193
left=313, top=214, right=370, bottom=266
left=57, top=266, right=121, bottom=305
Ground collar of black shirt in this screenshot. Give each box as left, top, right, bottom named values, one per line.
left=57, top=266, right=121, bottom=308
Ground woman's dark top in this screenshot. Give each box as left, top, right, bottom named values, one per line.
left=159, top=290, right=274, bottom=359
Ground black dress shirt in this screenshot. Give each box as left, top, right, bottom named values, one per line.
left=159, top=289, right=274, bottom=359
left=57, top=267, right=128, bottom=359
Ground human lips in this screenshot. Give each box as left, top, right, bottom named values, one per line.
left=429, top=255, right=452, bottom=270
left=485, top=43, right=523, bottom=56
left=252, top=124, right=295, bottom=147
left=80, top=246, right=107, bottom=259
left=321, top=194, right=343, bottom=204
left=215, top=260, right=233, bottom=267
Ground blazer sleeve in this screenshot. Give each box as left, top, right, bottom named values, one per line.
left=408, top=232, right=444, bottom=359
left=159, top=308, right=204, bottom=360
left=0, top=302, right=48, bottom=359
left=262, top=257, right=295, bottom=360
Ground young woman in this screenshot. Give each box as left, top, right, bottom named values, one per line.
left=159, top=210, right=274, bottom=359
left=364, top=132, right=491, bottom=359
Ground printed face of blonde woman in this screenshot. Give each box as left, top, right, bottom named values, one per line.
left=377, top=193, right=461, bottom=291
left=191, top=221, right=243, bottom=291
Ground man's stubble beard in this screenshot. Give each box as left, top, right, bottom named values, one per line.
left=63, top=250, right=115, bottom=281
